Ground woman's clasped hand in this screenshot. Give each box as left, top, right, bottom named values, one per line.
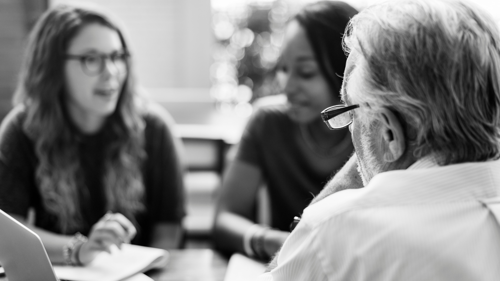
left=78, top=212, right=136, bottom=265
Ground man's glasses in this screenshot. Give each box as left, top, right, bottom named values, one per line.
left=321, top=104, right=360, bottom=130
left=65, top=52, right=129, bottom=76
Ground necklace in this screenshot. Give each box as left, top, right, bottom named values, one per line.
left=299, top=124, right=352, bottom=158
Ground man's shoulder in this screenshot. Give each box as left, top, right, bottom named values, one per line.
left=300, top=160, right=500, bottom=235
left=299, top=171, right=409, bottom=231
left=301, top=188, right=368, bottom=229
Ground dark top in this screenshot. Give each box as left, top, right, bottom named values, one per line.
left=236, top=105, right=353, bottom=231
left=0, top=103, right=185, bottom=246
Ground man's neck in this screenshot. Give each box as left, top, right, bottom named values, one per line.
left=408, top=155, right=439, bottom=170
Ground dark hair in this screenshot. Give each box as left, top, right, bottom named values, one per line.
left=295, top=1, right=358, bottom=98
left=13, top=4, right=145, bottom=233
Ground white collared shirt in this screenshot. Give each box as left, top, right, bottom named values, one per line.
left=259, top=159, right=500, bottom=281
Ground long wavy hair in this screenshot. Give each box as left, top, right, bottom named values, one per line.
left=13, top=4, right=146, bottom=233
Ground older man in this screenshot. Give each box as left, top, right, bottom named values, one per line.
left=259, top=0, right=500, bottom=280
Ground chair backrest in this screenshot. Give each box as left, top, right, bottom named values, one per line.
left=0, top=209, right=58, bottom=281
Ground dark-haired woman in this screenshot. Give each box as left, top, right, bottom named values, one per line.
left=213, top=1, right=358, bottom=261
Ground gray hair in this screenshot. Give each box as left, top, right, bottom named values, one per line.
left=344, top=0, right=500, bottom=165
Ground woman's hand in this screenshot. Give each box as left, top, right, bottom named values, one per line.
left=78, top=212, right=136, bottom=265
left=263, top=229, right=290, bottom=259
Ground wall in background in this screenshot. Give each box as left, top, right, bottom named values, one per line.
left=0, top=0, right=47, bottom=120
left=0, top=0, right=214, bottom=124
left=50, top=0, right=215, bottom=125
left=51, top=0, right=213, bottom=90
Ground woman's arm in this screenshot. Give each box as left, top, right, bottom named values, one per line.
left=213, top=160, right=289, bottom=259
left=213, top=160, right=263, bottom=255
left=10, top=212, right=136, bottom=265
left=142, top=102, right=187, bottom=248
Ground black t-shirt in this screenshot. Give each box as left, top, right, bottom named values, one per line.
left=0, top=103, right=185, bottom=246
left=235, top=105, right=353, bottom=231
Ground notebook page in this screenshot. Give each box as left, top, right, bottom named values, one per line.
left=53, top=244, right=168, bottom=281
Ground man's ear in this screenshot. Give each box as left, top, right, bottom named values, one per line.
left=378, top=109, right=405, bottom=162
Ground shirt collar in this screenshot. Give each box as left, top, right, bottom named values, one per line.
left=365, top=159, right=500, bottom=205
left=303, top=158, right=500, bottom=228
left=407, top=155, right=438, bottom=170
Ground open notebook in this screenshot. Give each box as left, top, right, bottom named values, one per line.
left=53, top=244, right=168, bottom=281
left=0, top=209, right=166, bottom=281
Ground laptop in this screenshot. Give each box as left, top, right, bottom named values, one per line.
left=0, top=209, right=59, bottom=281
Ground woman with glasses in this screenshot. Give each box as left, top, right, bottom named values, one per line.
left=0, top=4, right=185, bottom=265
left=213, top=1, right=358, bottom=261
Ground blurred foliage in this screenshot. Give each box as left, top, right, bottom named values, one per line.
left=210, top=0, right=290, bottom=114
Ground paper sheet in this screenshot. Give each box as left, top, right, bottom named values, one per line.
left=53, top=244, right=167, bottom=281
left=223, top=253, right=266, bottom=281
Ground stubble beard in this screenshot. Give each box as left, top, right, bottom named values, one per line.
left=356, top=125, right=381, bottom=186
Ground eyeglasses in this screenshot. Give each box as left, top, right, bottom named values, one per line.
left=65, top=52, right=129, bottom=76
left=321, top=104, right=360, bottom=130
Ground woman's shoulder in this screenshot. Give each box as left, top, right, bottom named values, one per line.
left=138, top=99, right=176, bottom=130
left=0, top=105, right=31, bottom=152
left=241, top=101, right=292, bottom=141
left=0, top=105, right=27, bottom=136
left=136, top=100, right=181, bottom=155
left=250, top=101, right=290, bottom=126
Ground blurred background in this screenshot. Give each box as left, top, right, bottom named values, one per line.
left=1, top=0, right=499, bottom=248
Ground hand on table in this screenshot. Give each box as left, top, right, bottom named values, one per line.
left=78, top=212, right=136, bottom=265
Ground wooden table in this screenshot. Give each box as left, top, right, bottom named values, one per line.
left=146, top=249, right=228, bottom=281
